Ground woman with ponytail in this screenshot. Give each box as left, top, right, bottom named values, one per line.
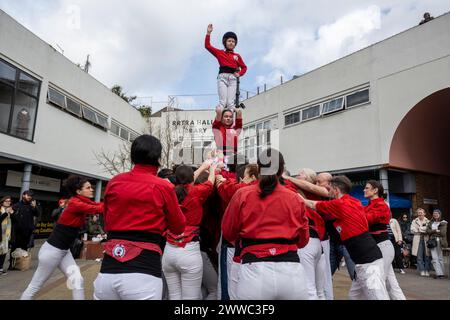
left=162, top=160, right=217, bottom=300
left=221, top=148, right=310, bottom=299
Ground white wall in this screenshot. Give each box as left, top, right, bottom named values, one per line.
left=0, top=10, right=147, bottom=179
left=243, top=12, right=450, bottom=174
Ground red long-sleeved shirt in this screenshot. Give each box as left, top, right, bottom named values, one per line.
left=302, top=191, right=326, bottom=240
left=212, top=118, right=242, bottom=154
left=315, top=194, right=369, bottom=241
left=167, top=181, right=214, bottom=246
left=205, top=34, right=247, bottom=77
left=103, top=164, right=186, bottom=236
left=58, top=195, right=103, bottom=228
left=217, top=178, right=258, bottom=208
left=222, top=184, right=309, bottom=259
left=364, top=197, right=390, bottom=236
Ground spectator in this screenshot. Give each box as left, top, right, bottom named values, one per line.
left=50, top=198, right=67, bottom=223
left=411, top=208, right=431, bottom=276
left=426, top=209, right=447, bottom=279
left=0, top=196, right=14, bottom=275
left=88, top=214, right=105, bottom=239
left=419, top=12, right=434, bottom=25
left=389, top=217, right=405, bottom=274
left=399, top=214, right=412, bottom=244
left=9, top=190, right=40, bottom=269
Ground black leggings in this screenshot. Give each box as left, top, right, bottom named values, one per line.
left=391, top=239, right=403, bottom=269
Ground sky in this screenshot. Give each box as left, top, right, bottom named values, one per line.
left=0, top=0, right=449, bottom=112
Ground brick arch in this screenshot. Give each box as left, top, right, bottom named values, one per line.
left=389, top=87, right=450, bottom=176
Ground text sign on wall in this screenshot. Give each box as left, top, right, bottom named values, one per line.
left=6, top=170, right=61, bottom=193
left=423, top=198, right=438, bottom=205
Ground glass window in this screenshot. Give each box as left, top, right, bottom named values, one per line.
left=322, top=97, right=344, bottom=114
left=96, top=113, right=109, bottom=129
left=302, top=105, right=320, bottom=121
left=263, top=120, right=270, bottom=130
left=110, top=122, right=120, bottom=136
left=120, top=127, right=129, bottom=140
left=284, top=112, right=300, bottom=126
left=11, top=91, right=37, bottom=140
left=248, top=125, right=256, bottom=137
left=129, top=132, right=138, bottom=142
left=82, top=106, right=97, bottom=123
left=0, top=60, right=16, bottom=85
left=48, top=88, right=66, bottom=108
left=66, top=97, right=82, bottom=116
left=256, top=123, right=263, bottom=132
left=346, top=89, right=369, bottom=108
left=244, top=127, right=249, bottom=138
left=0, top=83, right=13, bottom=133
left=18, top=72, right=39, bottom=97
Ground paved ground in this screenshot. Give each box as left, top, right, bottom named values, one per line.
left=1, top=239, right=449, bottom=300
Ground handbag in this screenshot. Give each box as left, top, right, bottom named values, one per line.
left=426, top=238, right=437, bottom=249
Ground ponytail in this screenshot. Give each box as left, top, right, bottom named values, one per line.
left=174, top=165, right=194, bottom=204
left=259, top=175, right=279, bottom=199
left=257, top=148, right=285, bottom=199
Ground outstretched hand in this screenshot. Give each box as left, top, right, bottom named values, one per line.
left=207, top=24, right=213, bottom=35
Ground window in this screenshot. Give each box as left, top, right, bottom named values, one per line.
left=346, top=89, right=369, bottom=108
left=129, top=132, right=138, bottom=142
left=285, top=111, right=300, bottom=126
left=96, top=113, right=109, bottom=129
left=18, top=73, right=39, bottom=97
left=66, top=97, right=82, bottom=117
left=0, top=60, right=16, bottom=85
left=0, top=83, right=13, bottom=133
left=322, top=97, right=344, bottom=114
left=120, top=127, right=129, bottom=140
left=82, top=106, right=97, bottom=123
left=301, top=105, right=320, bottom=121
left=48, top=87, right=66, bottom=108
left=110, top=122, right=120, bottom=136
left=0, top=58, right=41, bottom=141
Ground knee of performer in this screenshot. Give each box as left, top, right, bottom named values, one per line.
left=68, top=272, right=84, bottom=290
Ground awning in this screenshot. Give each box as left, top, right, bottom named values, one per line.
left=350, top=186, right=412, bottom=209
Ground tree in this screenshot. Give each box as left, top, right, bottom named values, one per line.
left=111, top=85, right=137, bottom=104
left=94, top=143, right=132, bottom=176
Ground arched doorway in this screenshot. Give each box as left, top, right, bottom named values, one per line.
left=389, top=87, right=450, bottom=222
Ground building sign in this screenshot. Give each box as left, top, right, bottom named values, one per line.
left=33, top=221, right=54, bottom=237
left=6, top=170, right=61, bottom=193
left=423, top=198, right=438, bottom=205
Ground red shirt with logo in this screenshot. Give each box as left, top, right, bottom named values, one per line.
left=205, top=35, right=247, bottom=77
left=212, top=118, right=242, bottom=155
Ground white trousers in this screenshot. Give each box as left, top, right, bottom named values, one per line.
left=201, top=251, right=218, bottom=300
left=21, top=241, right=84, bottom=300
left=377, top=240, right=406, bottom=300
left=430, top=241, right=445, bottom=276
left=298, top=238, right=325, bottom=300
left=237, top=262, right=309, bottom=300
left=320, top=239, right=334, bottom=300
left=226, top=247, right=241, bottom=300
left=162, top=242, right=203, bottom=300
left=348, top=258, right=390, bottom=300
left=217, top=73, right=237, bottom=110
left=93, top=272, right=162, bottom=300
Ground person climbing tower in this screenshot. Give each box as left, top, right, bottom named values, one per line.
left=205, top=23, right=247, bottom=111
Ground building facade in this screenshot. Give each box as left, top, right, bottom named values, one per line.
left=240, top=12, right=450, bottom=220
left=0, top=10, right=147, bottom=233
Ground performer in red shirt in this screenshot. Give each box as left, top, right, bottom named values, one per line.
left=205, top=23, right=247, bottom=110
left=21, top=176, right=103, bottom=300
left=303, top=175, right=390, bottom=300
left=222, top=149, right=310, bottom=300
left=162, top=160, right=217, bottom=300
left=94, top=135, right=186, bottom=300
left=364, top=180, right=405, bottom=300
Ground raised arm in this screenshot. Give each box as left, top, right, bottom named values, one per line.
left=194, top=159, right=213, bottom=182
left=283, top=175, right=329, bottom=198
left=205, top=24, right=220, bottom=56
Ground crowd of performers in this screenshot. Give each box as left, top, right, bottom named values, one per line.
left=20, top=116, right=406, bottom=300
left=19, top=25, right=406, bottom=300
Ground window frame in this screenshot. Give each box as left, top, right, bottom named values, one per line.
left=301, top=104, right=321, bottom=122
left=0, top=58, right=41, bottom=142
left=322, top=97, right=344, bottom=115
left=345, top=88, right=370, bottom=109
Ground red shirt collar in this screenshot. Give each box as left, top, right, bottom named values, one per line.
left=368, top=197, right=384, bottom=205
left=132, top=164, right=159, bottom=176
